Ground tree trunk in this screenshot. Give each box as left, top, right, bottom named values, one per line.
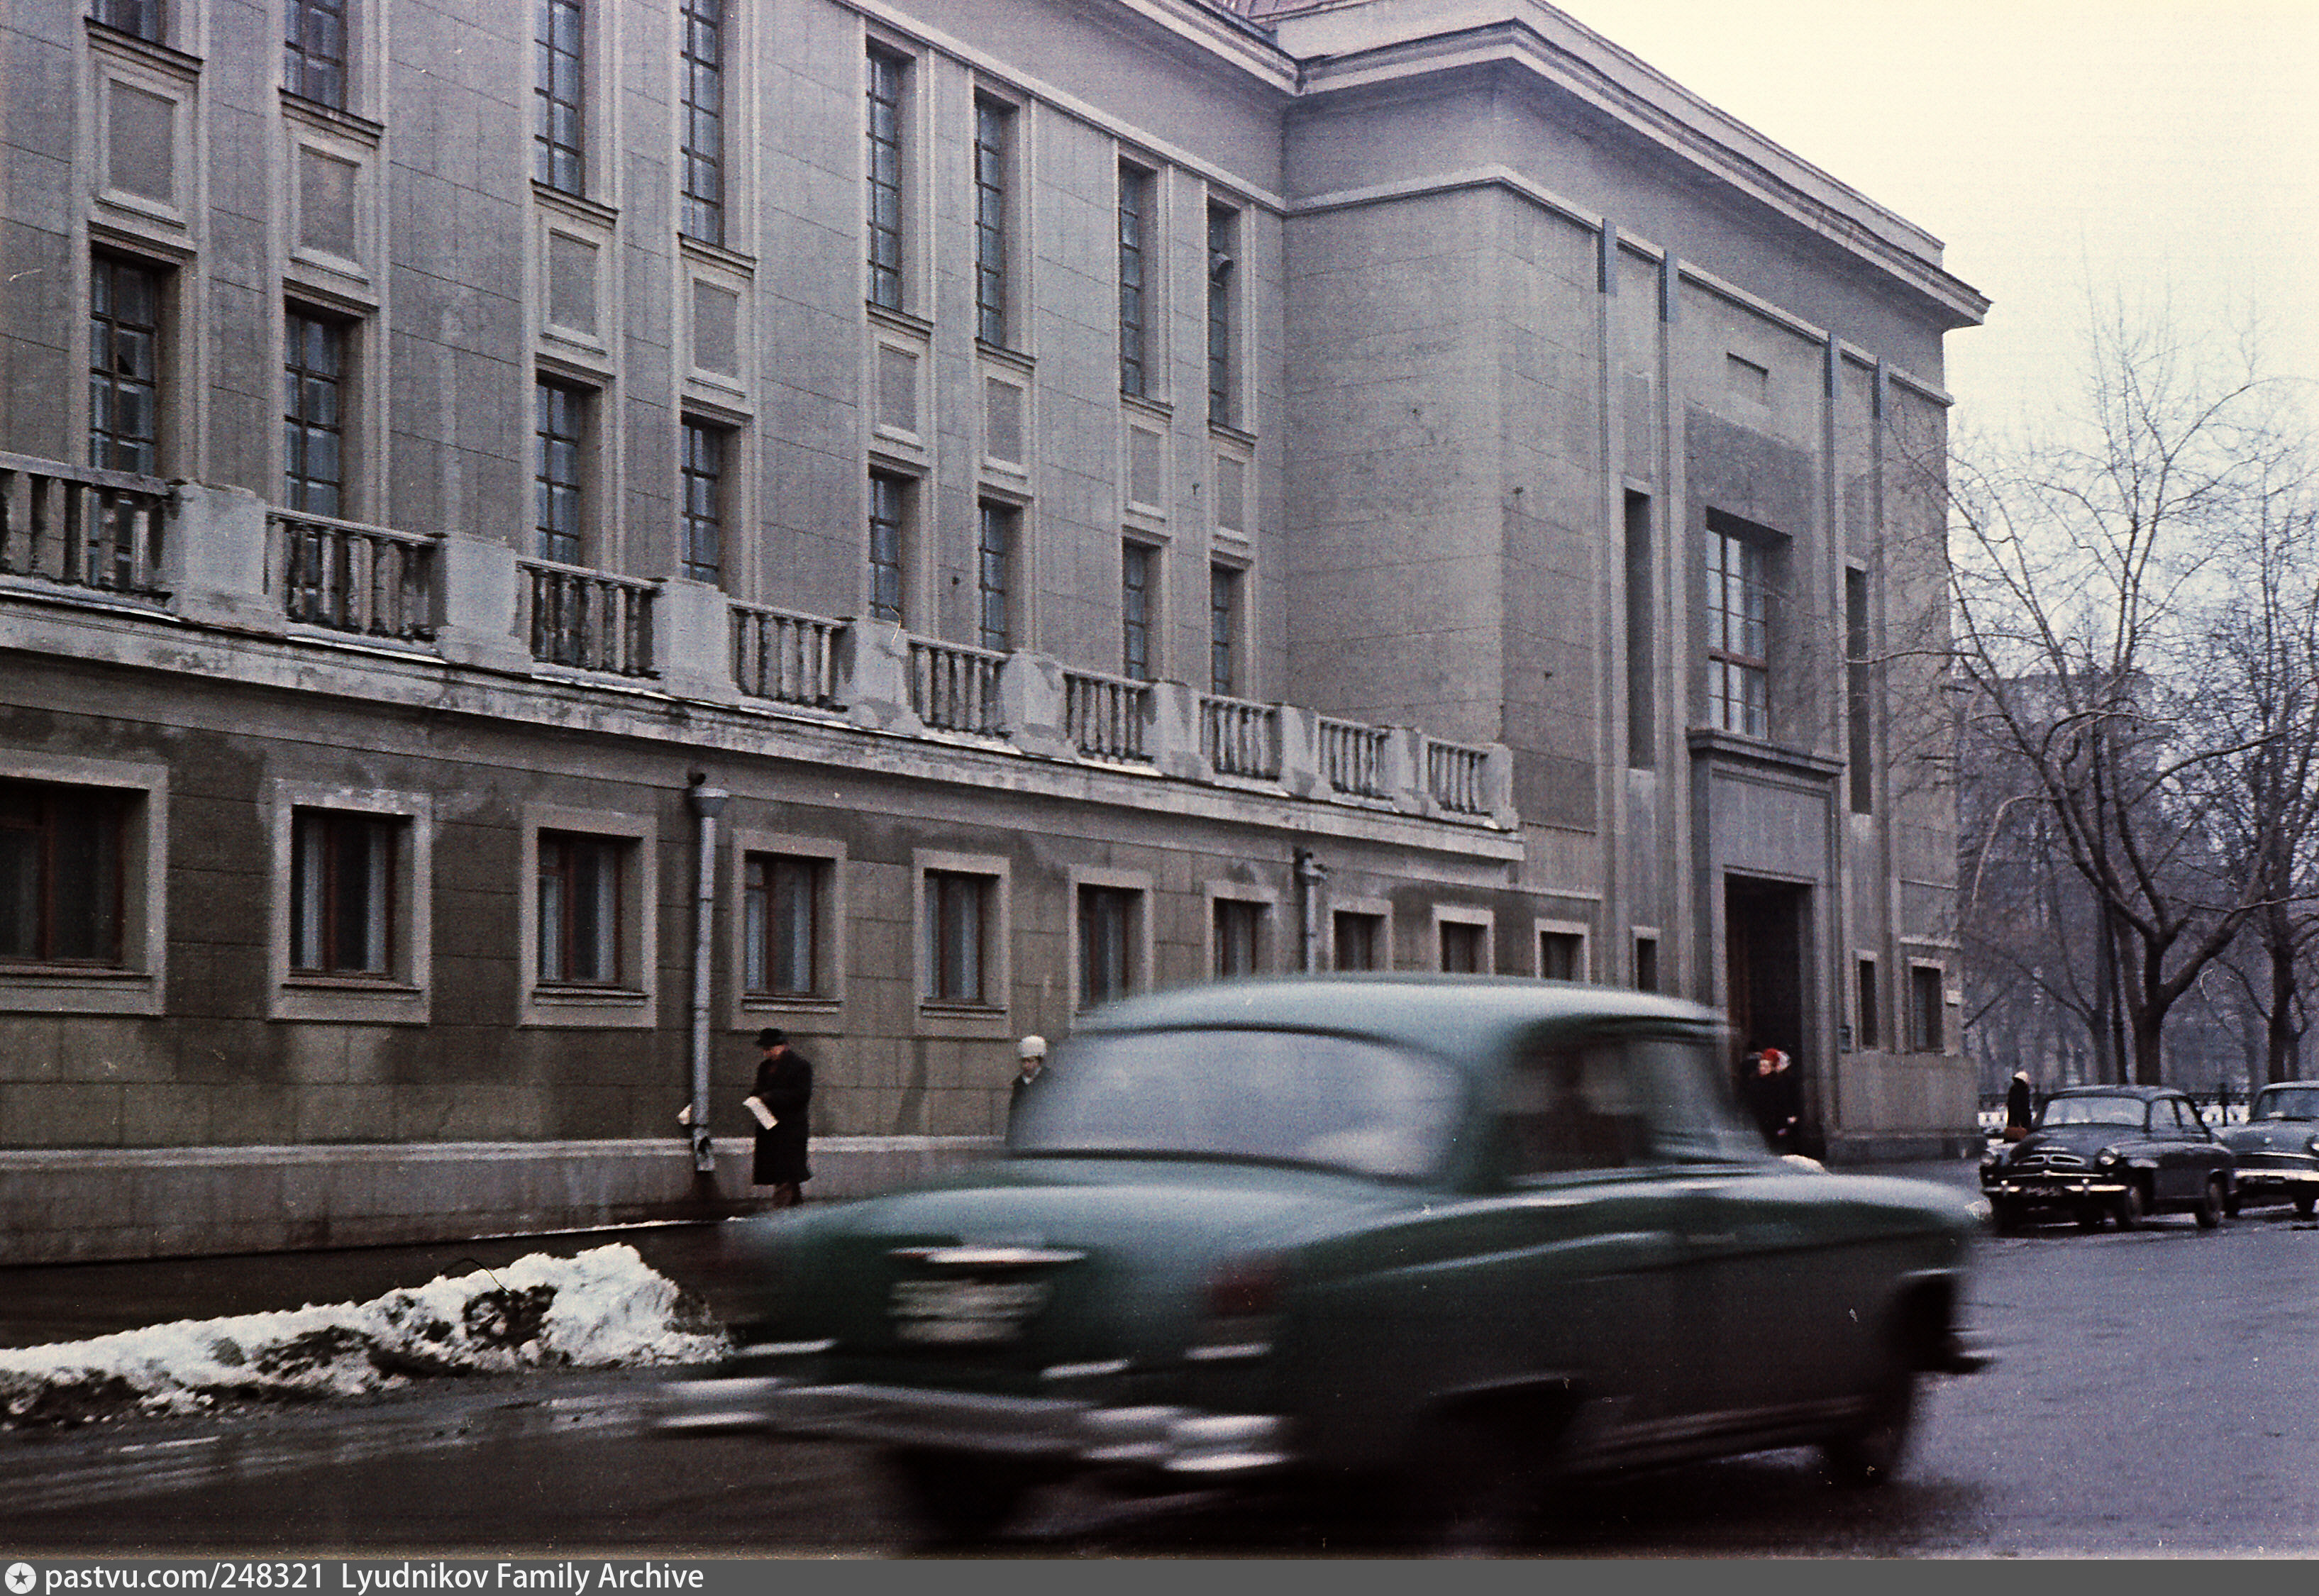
left=2269, top=933, right=2301, bottom=1086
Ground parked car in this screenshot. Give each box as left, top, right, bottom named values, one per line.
left=2219, top=1084, right=2319, bottom=1218
left=1980, top=1085, right=2233, bottom=1231
left=660, top=976, right=1988, bottom=1546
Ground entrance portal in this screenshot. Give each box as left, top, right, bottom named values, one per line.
left=1725, top=876, right=1812, bottom=1146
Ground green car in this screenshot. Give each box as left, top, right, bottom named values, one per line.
left=663, top=975, right=1988, bottom=1544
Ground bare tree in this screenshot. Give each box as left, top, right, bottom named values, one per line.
left=1940, top=303, right=2308, bottom=1085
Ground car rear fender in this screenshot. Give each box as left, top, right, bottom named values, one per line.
left=1886, top=1268, right=1988, bottom=1375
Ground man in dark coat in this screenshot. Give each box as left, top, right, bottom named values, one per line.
left=2005, top=1070, right=2034, bottom=1142
left=746, top=1027, right=813, bottom=1207
left=1008, top=1034, right=1048, bottom=1130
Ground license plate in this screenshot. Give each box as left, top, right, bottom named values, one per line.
left=890, top=1276, right=1050, bottom=1345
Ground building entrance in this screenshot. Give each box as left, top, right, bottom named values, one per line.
left=1725, top=876, right=1812, bottom=1144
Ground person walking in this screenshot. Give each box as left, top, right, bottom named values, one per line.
left=1008, top=1035, right=1048, bottom=1129
left=746, top=1027, right=814, bottom=1209
left=2004, top=1070, right=2033, bottom=1142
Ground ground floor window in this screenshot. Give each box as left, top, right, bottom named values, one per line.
left=745, top=853, right=826, bottom=996
left=1214, top=897, right=1263, bottom=977
left=538, top=831, right=624, bottom=985
left=1079, top=884, right=1139, bottom=1009
left=0, top=779, right=126, bottom=964
left=1910, top=964, right=1945, bottom=1053
left=925, top=870, right=994, bottom=1005
left=1334, top=910, right=1383, bottom=972
left=290, top=809, right=396, bottom=975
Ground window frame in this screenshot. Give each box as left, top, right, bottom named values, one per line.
left=1071, top=866, right=1152, bottom=1014
left=534, top=376, right=591, bottom=565
left=1909, top=962, right=1947, bottom=1053
left=534, top=0, right=586, bottom=196
left=1434, top=907, right=1494, bottom=975
left=1117, top=158, right=1156, bottom=398
left=1121, top=538, right=1158, bottom=681
left=868, top=467, right=914, bottom=625
left=284, top=0, right=350, bottom=111
left=976, top=497, right=1017, bottom=653
left=1207, top=885, right=1275, bottom=980
left=1209, top=560, right=1244, bottom=698
left=267, top=781, right=431, bottom=1024
left=972, top=92, right=1015, bottom=350
left=680, top=416, right=729, bottom=586
left=519, top=804, right=657, bottom=1028
left=865, top=44, right=909, bottom=311
left=1705, top=512, right=1775, bottom=739
left=1331, top=899, right=1390, bottom=972
left=283, top=305, right=350, bottom=519
left=91, top=0, right=165, bottom=43
left=89, top=253, right=166, bottom=477
left=0, top=756, right=167, bottom=1016
left=1205, top=197, right=1239, bottom=429
left=732, top=829, right=846, bottom=1022
left=1536, top=919, right=1590, bottom=983
left=677, top=0, right=726, bottom=247
left=1855, top=955, right=1882, bottom=1051
left=915, top=849, right=1011, bottom=1035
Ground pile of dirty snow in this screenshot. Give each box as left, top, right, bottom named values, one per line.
left=0, top=1243, right=729, bottom=1428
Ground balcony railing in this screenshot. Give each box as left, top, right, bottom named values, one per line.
left=1426, top=738, right=1491, bottom=815
left=1202, top=694, right=1280, bottom=780
left=275, top=510, right=438, bottom=641
left=519, top=557, right=658, bottom=677
left=0, top=453, right=168, bottom=599
left=732, top=602, right=842, bottom=708
left=907, top=635, right=1006, bottom=736
left=1319, top=716, right=1390, bottom=797
left=1066, top=669, right=1151, bottom=762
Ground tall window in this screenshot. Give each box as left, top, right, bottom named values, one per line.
left=1634, top=935, right=1659, bottom=994
left=534, top=0, right=585, bottom=195
left=1214, top=899, right=1262, bottom=978
left=868, top=472, right=907, bottom=624
left=92, top=0, right=162, bottom=42
left=1625, top=491, right=1654, bottom=768
left=1847, top=567, right=1874, bottom=813
left=284, top=310, right=346, bottom=518
left=1117, top=162, right=1153, bottom=397
left=1440, top=921, right=1485, bottom=975
left=89, top=257, right=162, bottom=475
left=534, top=380, right=585, bottom=564
left=1206, top=202, right=1237, bottom=427
left=678, top=0, right=725, bottom=246
left=1080, top=885, right=1136, bottom=1009
left=680, top=420, right=725, bottom=585
left=1856, top=958, right=1881, bottom=1051
left=973, top=97, right=1012, bottom=348
left=1910, top=965, right=1945, bottom=1052
left=0, top=780, right=126, bottom=965
left=290, top=809, right=393, bottom=975
left=1210, top=563, right=1240, bottom=697
left=284, top=0, right=348, bottom=109
left=538, top=831, right=622, bottom=985
left=1706, top=523, right=1769, bottom=738
left=1334, top=911, right=1381, bottom=972
left=1539, top=930, right=1584, bottom=982
left=1122, top=541, right=1153, bottom=680
left=744, top=853, right=825, bottom=997
left=977, top=500, right=1014, bottom=653
left=865, top=50, right=905, bottom=310
left=924, top=870, right=990, bottom=1004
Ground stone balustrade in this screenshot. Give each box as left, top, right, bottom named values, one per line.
left=4, top=456, right=1519, bottom=828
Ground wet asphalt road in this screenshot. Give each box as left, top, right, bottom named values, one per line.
left=5, top=1171, right=2319, bottom=1556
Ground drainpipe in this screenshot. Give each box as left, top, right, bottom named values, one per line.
left=685, top=775, right=729, bottom=1177
left=1294, top=848, right=1327, bottom=972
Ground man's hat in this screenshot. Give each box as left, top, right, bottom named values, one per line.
left=756, top=1027, right=789, bottom=1049
left=1017, top=1035, right=1048, bottom=1060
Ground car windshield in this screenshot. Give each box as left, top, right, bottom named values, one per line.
left=2252, top=1087, right=2319, bottom=1121
left=2039, top=1094, right=2147, bottom=1128
left=1010, top=1027, right=1466, bottom=1180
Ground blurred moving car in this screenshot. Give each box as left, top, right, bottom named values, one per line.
left=1979, top=1085, right=2233, bottom=1231
left=2219, top=1084, right=2319, bottom=1218
left=661, top=976, right=1988, bottom=1544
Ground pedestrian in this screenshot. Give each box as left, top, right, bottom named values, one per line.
left=1760, top=1047, right=1801, bottom=1152
left=2004, top=1070, right=2032, bottom=1142
left=1008, top=1034, right=1048, bottom=1129
left=2215, top=1077, right=2235, bottom=1124
left=745, top=1026, right=813, bottom=1209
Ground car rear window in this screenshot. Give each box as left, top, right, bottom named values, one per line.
left=2252, top=1087, right=2319, bottom=1121
left=2040, top=1094, right=2146, bottom=1128
left=1012, top=1027, right=1465, bottom=1180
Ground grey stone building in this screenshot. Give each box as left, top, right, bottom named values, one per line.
left=0, top=0, right=1986, bottom=1261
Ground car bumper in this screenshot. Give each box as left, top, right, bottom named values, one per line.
left=1982, top=1176, right=2128, bottom=1202
left=2230, top=1168, right=2319, bottom=1192
left=653, top=1373, right=1293, bottom=1477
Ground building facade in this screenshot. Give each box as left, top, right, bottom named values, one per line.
left=0, top=0, right=1986, bottom=1262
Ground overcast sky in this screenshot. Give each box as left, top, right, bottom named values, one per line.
left=1557, top=0, right=2319, bottom=435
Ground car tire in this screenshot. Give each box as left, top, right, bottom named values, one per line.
left=2075, top=1205, right=2105, bottom=1230
left=1989, top=1198, right=2025, bottom=1233
left=881, top=1446, right=1038, bottom=1546
left=2225, top=1189, right=2243, bottom=1218
left=2296, top=1194, right=2317, bottom=1219
left=2113, top=1180, right=2147, bottom=1229
left=1380, top=1410, right=1554, bottom=1553
left=1823, top=1366, right=1918, bottom=1489
left=2195, top=1175, right=2225, bottom=1229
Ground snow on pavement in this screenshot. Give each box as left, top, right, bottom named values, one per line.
left=0, top=1243, right=730, bottom=1427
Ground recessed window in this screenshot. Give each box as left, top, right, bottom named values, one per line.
left=1079, top=884, right=1139, bottom=1010
left=0, top=780, right=127, bottom=966
left=869, top=470, right=910, bottom=624
left=973, top=96, right=1013, bottom=348
left=924, top=869, right=994, bottom=1006
left=92, top=0, right=163, bottom=43
left=680, top=419, right=727, bottom=586
left=284, top=0, right=348, bottom=110
left=1206, top=201, right=1238, bottom=428
left=535, top=0, right=585, bottom=195
left=538, top=831, right=624, bottom=985
left=1706, top=520, right=1770, bottom=738
left=866, top=48, right=906, bottom=310
left=1634, top=934, right=1659, bottom=994
left=1210, top=563, right=1241, bottom=697
left=289, top=809, right=396, bottom=975
left=535, top=379, right=588, bottom=564
left=744, top=853, right=827, bottom=997
left=1856, top=957, right=1881, bottom=1050
left=1847, top=567, right=1874, bottom=813
left=978, top=500, right=1016, bottom=653
left=1539, top=929, right=1585, bottom=982
left=1910, top=965, right=1945, bottom=1052
left=284, top=309, right=348, bottom=519
left=1334, top=910, right=1382, bottom=972
left=1122, top=540, right=1154, bottom=681
left=678, top=0, right=726, bottom=246
left=1117, top=161, right=1153, bottom=397
left=1439, top=920, right=1487, bottom=975
left=1214, top=897, right=1263, bottom=977
left=90, top=255, right=163, bottom=477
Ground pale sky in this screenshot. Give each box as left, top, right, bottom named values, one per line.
left=1556, top=0, right=2319, bottom=434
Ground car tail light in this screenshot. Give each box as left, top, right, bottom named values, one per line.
left=1203, top=1254, right=1282, bottom=1319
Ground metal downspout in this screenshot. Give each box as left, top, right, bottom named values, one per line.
left=1294, top=848, right=1327, bottom=972
left=686, top=776, right=729, bottom=1175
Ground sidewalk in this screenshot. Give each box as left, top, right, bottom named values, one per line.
left=0, top=1155, right=1985, bottom=1354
